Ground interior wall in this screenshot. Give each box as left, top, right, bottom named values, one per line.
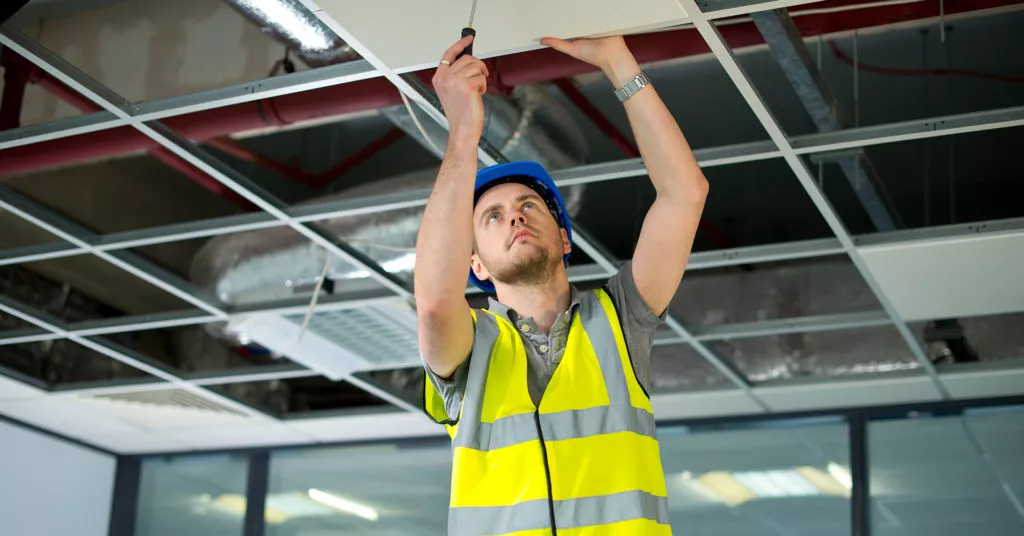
left=0, top=419, right=116, bottom=536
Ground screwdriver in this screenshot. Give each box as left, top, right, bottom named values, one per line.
left=456, top=0, right=479, bottom=60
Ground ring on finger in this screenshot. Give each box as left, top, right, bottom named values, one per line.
left=440, top=59, right=452, bottom=66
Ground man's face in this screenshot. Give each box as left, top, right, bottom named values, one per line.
left=471, top=182, right=571, bottom=287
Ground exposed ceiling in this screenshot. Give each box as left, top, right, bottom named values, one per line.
left=0, top=0, right=1021, bottom=474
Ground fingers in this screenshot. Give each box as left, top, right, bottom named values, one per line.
left=451, top=55, right=489, bottom=78
left=440, top=34, right=476, bottom=65
left=541, top=37, right=575, bottom=56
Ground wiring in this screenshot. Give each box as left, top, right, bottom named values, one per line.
left=829, top=40, right=1024, bottom=84
left=296, top=251, right=331, bottom=344
left=400, top=91, right=445, bottom=155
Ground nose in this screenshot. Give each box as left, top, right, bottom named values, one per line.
left=509, top=210, right=526, bottom=227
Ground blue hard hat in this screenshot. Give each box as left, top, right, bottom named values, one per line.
left=470, top=161, right=573, bottom=293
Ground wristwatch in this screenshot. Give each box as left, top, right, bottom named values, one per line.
left=613, top=71, right=651, bottom=103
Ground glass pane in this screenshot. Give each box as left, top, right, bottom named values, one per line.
left=135, top=454, right=250, bottom=536
left=710, top=326, right=920, bottom=383
left=266, top=441, right=452, bottom=535
left=672, top=256, right=881, bottom=328
left=650, top=343, right=731, bottom=393
left=871, top=407, right=1024, bottom=536
left=662, top=421, right=850, bottom=535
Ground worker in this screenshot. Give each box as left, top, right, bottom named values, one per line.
left=417, top=33, right=709, bottom=536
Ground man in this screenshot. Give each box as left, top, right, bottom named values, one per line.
left=416, top=33, right=708, bottom=536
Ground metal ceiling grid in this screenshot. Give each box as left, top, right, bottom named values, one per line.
left=0, top=0, right=1019, bottom=424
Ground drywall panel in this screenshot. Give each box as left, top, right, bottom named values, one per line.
left=0, top=419, right=116, bottom=536
left=858, top=232, right=1024, bottom=321
left=753, top=374, right=942, bottom=412
left=315, top=0, right=690, bottom=71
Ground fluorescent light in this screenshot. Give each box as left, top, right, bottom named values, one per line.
left=734, top=469, right=819, bottom=498
left=307, top=488, right=379, bottom=521
left=827, top=462, right=853, bottom=490
left=235, top=0, right=336, bottom=51
left=698, top=471, right=758, bottom=506
left=697, top=466, right=853, bottom=506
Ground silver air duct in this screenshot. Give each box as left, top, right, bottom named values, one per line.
left=191, top=85, right=589, bottom=308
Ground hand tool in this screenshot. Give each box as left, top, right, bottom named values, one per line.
left=456, top=0, right=479, bottom=60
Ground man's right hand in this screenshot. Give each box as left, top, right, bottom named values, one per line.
left=432, top=35, right=488, bottom=147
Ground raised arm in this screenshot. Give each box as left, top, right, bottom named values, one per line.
left=415, top=36, right=488, bottom=378
left=543, top=36, right=709, bottom=316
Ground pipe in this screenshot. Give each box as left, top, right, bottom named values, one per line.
left=0, top=0, right=1010, bottom=176
left=24, top=60, right=258, bottom=209
left=0, top=50, right=30, bottom=130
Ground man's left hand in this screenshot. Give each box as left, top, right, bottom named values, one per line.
left=541, top=35, right=638, bottom=86
left=540, top=35, right=629, bottom=70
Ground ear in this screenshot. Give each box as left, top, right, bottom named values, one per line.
left=560, top=228, right=572, bottom=255
left=470, top=253, right=491, bottom=282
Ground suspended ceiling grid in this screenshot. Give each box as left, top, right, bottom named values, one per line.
left=0, top=0, right=1022, bottom=453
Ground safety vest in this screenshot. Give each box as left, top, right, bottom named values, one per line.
left=424, top=289, right=671, bottom=535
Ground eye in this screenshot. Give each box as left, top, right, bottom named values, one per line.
left=523, top=201, right=537, bottom=210
left=486, top=212, right=500, bottom=223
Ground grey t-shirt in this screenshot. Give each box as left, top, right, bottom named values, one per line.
left=425, top=261, right=663, bottom=421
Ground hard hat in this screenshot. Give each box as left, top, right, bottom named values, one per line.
left=470, top=161, right=573, bottom=292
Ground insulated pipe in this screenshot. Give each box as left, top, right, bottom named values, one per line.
left=0, top=0, right=1009, bottom=176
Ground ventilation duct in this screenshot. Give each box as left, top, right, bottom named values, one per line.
left=191, top=85, right=588, bottom=309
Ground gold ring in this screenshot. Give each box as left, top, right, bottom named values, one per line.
left=440, top=59, right=452, bottom=66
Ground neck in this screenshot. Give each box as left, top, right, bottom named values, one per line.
left=493, top=269, right=571, bottom=334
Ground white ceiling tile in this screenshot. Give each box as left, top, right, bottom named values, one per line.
left=652, top=389, right=764, bottom=420
left=287, top=411, right=446, bottom=443
left=942, top=367, right=1024, bottom=399
left=859, top=233, right=1024, bottom=321
left=160, top=422, right=313, bottom=449
left=315, top=0, right=689, bottom=71
left=754, top=374, right=942, bottom=412
left=0, top=375, right=45, bottom=401
left=0, top=396, right=179, bottom=454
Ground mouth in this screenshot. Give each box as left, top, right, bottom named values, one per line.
left=509, top=229, right=536, bottom=247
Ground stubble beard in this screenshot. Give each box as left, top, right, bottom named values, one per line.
left=486, top=244, right=559, bottom=287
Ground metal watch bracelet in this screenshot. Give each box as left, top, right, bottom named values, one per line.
left=613, top=71, right=651, bottom=103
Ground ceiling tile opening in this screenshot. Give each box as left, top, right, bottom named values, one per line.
left=210, top=375, right=392, bottom=418
left=672, top=255, right=882, bottom=329
left=0, top=337, right=154, bottom=389
left=710, top=325, right=922, bottom=384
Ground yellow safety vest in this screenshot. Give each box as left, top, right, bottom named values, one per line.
left=424, top=289, right=671, bottom=535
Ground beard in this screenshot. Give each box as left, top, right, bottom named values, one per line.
left=483, top=244, right=559, bottom=287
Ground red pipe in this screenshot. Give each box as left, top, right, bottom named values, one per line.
left=553, top=78, right=638, bottom=158
left=310, top=127, right=406, bottom=188
left=0, top=0, right=1013, bottom=176
left=0, top=50, right=30, bottom=130
left=27, top=62, right=258, bottom=208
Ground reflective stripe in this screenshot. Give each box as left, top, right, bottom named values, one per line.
left=453, top=405, right=656, bottom=451
left=578, top=291, right=630, bottom=406
left=450, top=490, right=669, bottom=536
left=454, top=312, right=500, bottom=442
